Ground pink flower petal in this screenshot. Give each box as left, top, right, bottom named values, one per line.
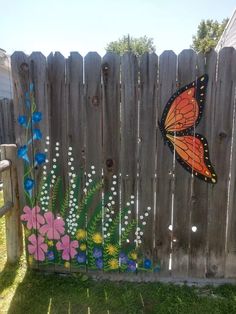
left=56, top=241, right=63, bottom=251
left=28, top=234, right=37, bottom=244
left=62, top=249, right=70, bottom=261
left=71, top=240, right=79, bottom=249
left=39, top=224, right=49, bottom=236
left=44, top=212, right=53, bottom=226
left=70, top=247, right=77, bottom=259
left=61, top=235, right=70, bottom=247
left=28, top=244, right=36, bottom=255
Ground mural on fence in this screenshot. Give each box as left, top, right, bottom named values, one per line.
left=18, top=84, right=156, bottom=272
left=159, top=74, right=217, bottom=184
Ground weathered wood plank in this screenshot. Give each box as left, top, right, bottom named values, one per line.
left=102, top=52, right=120, bottom=255
left=67, top=52, right=84, bottom=173
left=11, top=52, right=38, bottom=268
left=0, top=99, right=15, bottom=144
left=120, top=53, right=138, bottom=253
left=171, top=49, right=197, bottom=278
left=156, top=50, right=177, bottom=276
left=84, top=52, right=103, bottom=269
left=1, top=144, right=22, bottom=263
left=187, top=52, right=216, bottom=278
left=139, top=52, right=158, bottom=270
left=207, top=47, right=236, bottom=278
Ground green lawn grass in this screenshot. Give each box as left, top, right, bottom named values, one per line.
left=1, top=191, right=236, bottom=313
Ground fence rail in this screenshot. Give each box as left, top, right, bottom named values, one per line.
left=10, top=48, right=236, bottom=279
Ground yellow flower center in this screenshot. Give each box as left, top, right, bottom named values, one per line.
left=106, top=244, right=118, bottom=256
left=92, top=232, right=103, bottom=244
left=80, top=243, right=87, bottom=251
left=130, top=252, right=137, bottom=260
left=64, top=262, right=70, bottom=269
left=48, top=240, right=54, bottom=246
left=108, top=258, right=119, bottom=270
left=76, top=229, right=86, bottom=240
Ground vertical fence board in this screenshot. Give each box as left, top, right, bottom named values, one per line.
left=139, top=52, right=158, bottom=270
left=207, top=47, right=236, bottom=278
left=171, top=49, right=197, bottom=278
left=0, top=99, right=15, bottom=144
left=225, top=83, right=236, bottom=278
left=11, top=52, right=39, bottom=269
left=120, top=53, right=138, bottom=254
left=102, top=53, right=120, bottom=262
left=156, top=51, right=177, bottom=276
left=28, top=52, right=51, bottom=271
left=187, top=53, right=210, bottom=277
left=67, top=52, right=84, bottom=173
left=84, top=52, right=102, bottom=269
left=47, top=52, right=68, bottom=272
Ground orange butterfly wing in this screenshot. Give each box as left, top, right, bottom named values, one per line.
left=166, top=134, right=217, bottom=184
left=159, top=75, right=217, bottom=184
left=160, top=75, right=207, bottom=134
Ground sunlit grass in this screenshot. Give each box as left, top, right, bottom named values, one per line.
left=1, top=190, right=236, bottom=313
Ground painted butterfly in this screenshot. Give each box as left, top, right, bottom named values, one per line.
left=159, top=74, right=217, bottom=184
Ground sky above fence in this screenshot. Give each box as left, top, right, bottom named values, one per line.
left=1, top=0, right=235, bottom=56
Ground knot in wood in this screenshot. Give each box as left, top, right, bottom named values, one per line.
left=20, top=62, right=29, bottom=72
left=218, top=131, right=227, bottom=139
left=106, top=158, right=113, bottom=170
left=92, top=96, right=99, bottom=106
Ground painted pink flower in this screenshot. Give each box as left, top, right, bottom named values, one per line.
left=21, top=206, right=45, bottom=230
left=56, top=235, right=78, bottom=260
left=39, top=212, right=65, bottom=240
left=28, top=234, right=48, bottom=261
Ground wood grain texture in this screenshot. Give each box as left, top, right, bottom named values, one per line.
left=84, top=52, right=102, bottom=218
left=1, top=145, right=22, bottom=263
left=120, top=53, right=138, bottom=246
left=171, top=49, right=197, bottom=278
left=11, top=52, right=38, bottom=268
left=139, top=52, right=158, bottom=266
left=67, top=52, right=84, bottom=173
left=156, top=50, right=177, bottom=276
left=207, top=47, right=236, bottom=278
left=187, top=52, right=215, bottom=278
left=0, top=99, right=15, bottom=144
left=102, top=52, right=120, bottom=243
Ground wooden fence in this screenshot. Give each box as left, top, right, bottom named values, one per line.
left=10, top=48, right=236, bottom=280
left=0, top=98, right=15, bottom=144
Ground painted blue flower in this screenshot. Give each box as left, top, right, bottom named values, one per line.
left=127, top=260, right=136, bottom=272
left=33, top=128, right=42, bottom=140
left=18, top=115, right=27, bottom=127
left=25, top=92, right=30, bottom=108
left=24, top=178, right=35, bottom=191
left=77, top=252, right=86, bottom=263
left=119, top=252, right=128, bottom=264
left=17, top=145, right=29, bottom=163
left=35, top=152, right=46, bottom=165
left=30, top=83, right=34, bottom=92
left=93, top=247, right=102, bottom=259
left=46, top=251, right=55, bottom=261
left=154, top=264, right=161, bottom=273
left=144, top=258, right=152, bottom=269
left=95, top=258, right=103, bottom=269
left=32, top=112, right=42, bottom=123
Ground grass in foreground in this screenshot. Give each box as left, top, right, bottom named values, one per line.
left=1, top=191, right=236, bottom=313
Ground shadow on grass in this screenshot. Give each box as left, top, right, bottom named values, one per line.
left=0, top=261, right=20, bottom=294
left=7, top=270, right=145, bottom=314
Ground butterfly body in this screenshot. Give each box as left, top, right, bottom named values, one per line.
left=159, top=75, right=217, bottom=184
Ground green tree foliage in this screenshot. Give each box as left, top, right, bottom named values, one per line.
left=105, top=35, right=156, bottom=56
left=191, top=18, right=229, bottom=53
